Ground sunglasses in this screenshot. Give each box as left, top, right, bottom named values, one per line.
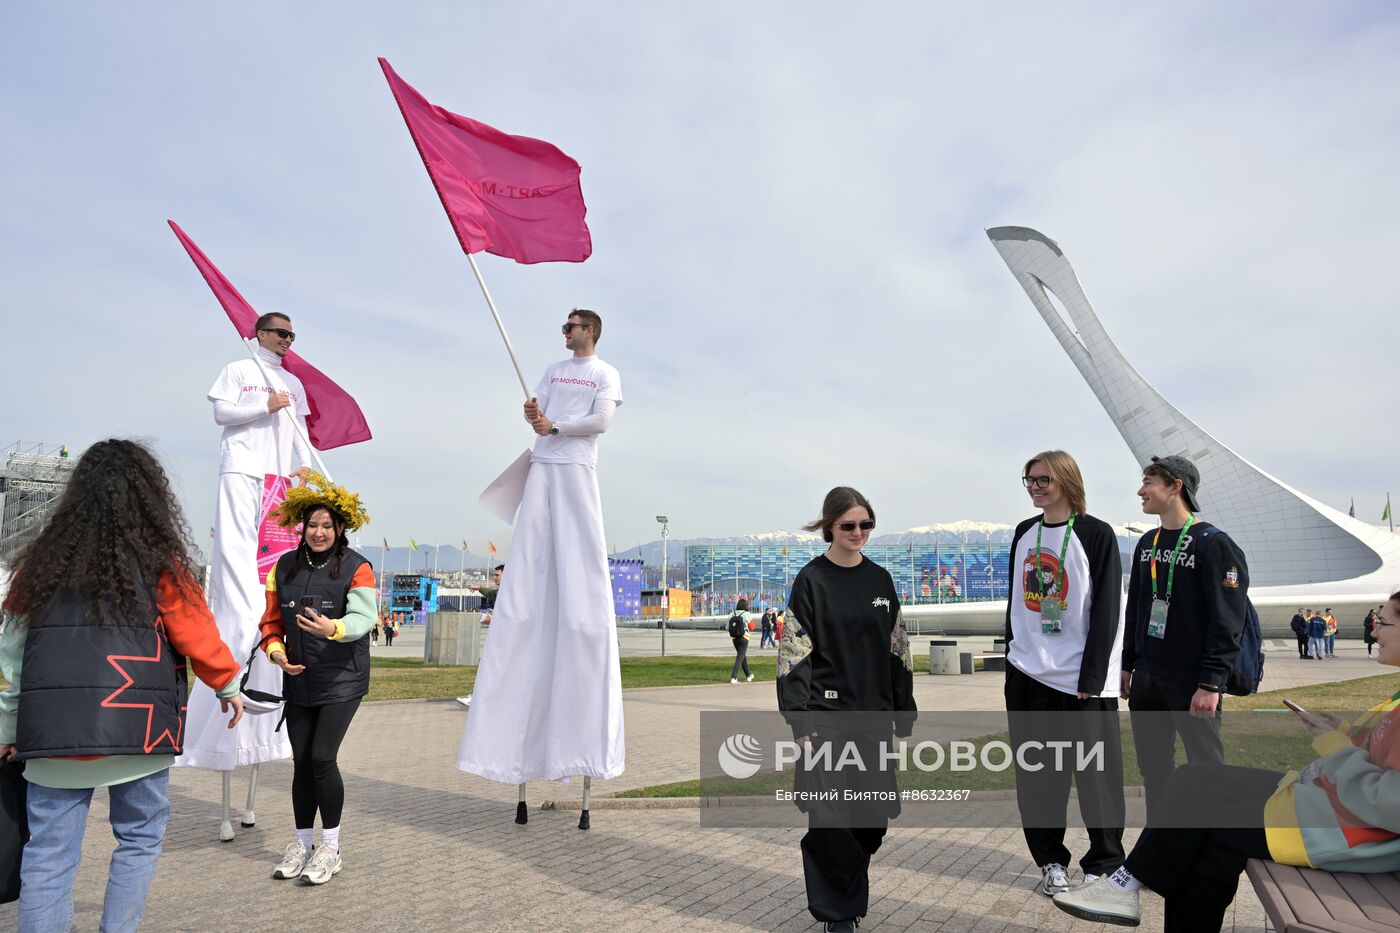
left=562, top=322, right=591, bottom=334
left=1022, top=475, right=1052, bottom=489
left=259, top=327, right=296, bottom=342
left=835, top=520, right=876, bottom=533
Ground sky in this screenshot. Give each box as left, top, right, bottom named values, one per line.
left=3, top=2, right=1397, bottom=557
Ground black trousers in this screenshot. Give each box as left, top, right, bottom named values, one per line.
left=1128, top=671, right=1224, bottom=823
left=1294, top=633, right=1309, bottom=658
left=1004, top=663, right=1126, bottom=875
left=285, top=698, right=362, bottom=830
left=729, top=637, right=751, bottom=680
left=802, top=823, right=887, bottom=922
left=1125, top=762, right=1275, bottom=933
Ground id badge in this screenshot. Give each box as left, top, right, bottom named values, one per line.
left=1040, top=599, right=1063, bottom=634
left=1040, top=614, right=1063, bottom=635
left=1148, top=598, right=1170, bottom=639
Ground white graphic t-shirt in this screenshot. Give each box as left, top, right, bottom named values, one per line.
left=530, top=355, right=623, bottom=466
left=208, top=355, right=311, bottom=476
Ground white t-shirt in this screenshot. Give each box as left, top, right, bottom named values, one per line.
left=208, top=356, right=312, bottom=477
left=530, top=355, right=623, bottom=466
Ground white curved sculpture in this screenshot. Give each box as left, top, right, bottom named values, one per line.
left=986, top=225, right=1398, bottom=619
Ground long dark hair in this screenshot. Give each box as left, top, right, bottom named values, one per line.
left=7, top=439, right=203, bottom=627
left=802, top=486, right=876, bottom=543
left=282, top=505, right=350, bottom=582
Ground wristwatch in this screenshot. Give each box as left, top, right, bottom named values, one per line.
left=549, top=424, right=559, bottom=435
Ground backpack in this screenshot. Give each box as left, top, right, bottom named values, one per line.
left=1196, top=527, right=1264, bottom=697
left=727, top=612, right=744, bottom=639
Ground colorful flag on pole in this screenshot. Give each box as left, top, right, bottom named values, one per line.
left=1384, top=500, right=1392, bottom=522
left=378, top=58, right=592, bottom=265
left=410, top=538, right=419, bottom=551
left=168, top=221, right=373, bottom=451
left=461, top=539, right=469, bottom=552
left=1349, top=498, right=1356, bottom=518
left=488, top=540, right=497, bottom=555
left=382, top=537, right=390, bottom=550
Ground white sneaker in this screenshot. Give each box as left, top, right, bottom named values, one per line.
left=746, top=674, right=754, bottom=682
left=456, top=695, right=472, bottom=707
left=729, top=678, right=738, bottom=684
left=1039, top=862, right=1070, bottom=896
left=272, top=842, right=310, bottom=879
left=1083, top=873, right=1102, bottom=884
left=299, top=845, right=342, bottom=885
left=1052, top=876, right=1141, bottom=926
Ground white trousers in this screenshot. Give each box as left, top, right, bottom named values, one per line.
left=457, top=462, right=625, bottom=783
left=177, top=472, right=291, bottom=770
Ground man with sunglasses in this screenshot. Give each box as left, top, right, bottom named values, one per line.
left=458, top=309, right=626, bottom=798
left=182, top=313, right=310, bottom=775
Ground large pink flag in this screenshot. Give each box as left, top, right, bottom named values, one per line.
left=169, top=221, right=373, bottom=451
left=379, top=58, right=592, bottom=264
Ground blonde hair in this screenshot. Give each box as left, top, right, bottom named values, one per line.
left=1023, top=450, right=1087, bottom=517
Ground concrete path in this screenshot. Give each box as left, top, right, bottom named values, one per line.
left=1, top=641, right=1389, bottom=931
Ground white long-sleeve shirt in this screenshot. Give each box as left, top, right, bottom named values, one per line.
left=208, top=347, right=312, bottom=477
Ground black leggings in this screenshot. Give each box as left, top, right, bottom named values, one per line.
left=285, top=698, right=361, bottom=830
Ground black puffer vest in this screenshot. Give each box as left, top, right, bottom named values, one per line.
left=275, top=547, right=371, bottom=707
left=18, top=586, right=187, bottom=760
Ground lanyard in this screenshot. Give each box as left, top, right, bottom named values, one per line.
left=1034, top=513, right=1076, bottom=598
left=1149, top=514, right=1195, bottom=602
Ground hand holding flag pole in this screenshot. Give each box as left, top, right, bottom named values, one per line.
left=240, top=337, right=333, bottom=482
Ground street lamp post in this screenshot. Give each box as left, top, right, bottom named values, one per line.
left=656, top=515, right=669, bottom=657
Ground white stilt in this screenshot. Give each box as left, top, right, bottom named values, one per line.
left=219, top=772, right=235, bottom=842
left=578, top=776, right=591, bottom=830
left=515, top=782, right=528, bottom=825
left=242, top=763, right=260, bottom=827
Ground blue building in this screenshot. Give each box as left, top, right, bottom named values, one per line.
left=685, top=542, right=1012, bottom=615
left=390, top=573, right=439, bottom=621
left=609, top=557, right=643, bottom=620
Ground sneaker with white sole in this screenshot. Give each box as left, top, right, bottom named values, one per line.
left=272, top=842, right=310, bottom=880
left=456, top=695, right=472, bottom=707
left=1039, top=862, right=1070, bottom=896
left=746, top=674, right=754, bottom=682
left=1082, top=873, right=1102, bottom=884
left=299, top=845, right=342, bottom=885
left=1052, top=876, right=1141, bottom=926
left=729, top=678, right=738, bottom=684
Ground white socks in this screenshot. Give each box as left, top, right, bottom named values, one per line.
left=1109, top=866, right=1143, bottom=892
left=296, top=828, right=314, bottom=849
left=321, top=825, right=341, bottom=852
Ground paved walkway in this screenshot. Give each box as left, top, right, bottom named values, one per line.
left=2, top=641, right=1389, bottom=931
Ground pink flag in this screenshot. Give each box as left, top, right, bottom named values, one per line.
left=169, top=221, right=373, bottom=451
left=379, top=58, right=591, bottom=264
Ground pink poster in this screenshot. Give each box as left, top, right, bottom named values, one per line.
left=257, top=473, right=301, bottom=583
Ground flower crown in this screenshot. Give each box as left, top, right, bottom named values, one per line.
left=276, top=473, right=370, bottom=532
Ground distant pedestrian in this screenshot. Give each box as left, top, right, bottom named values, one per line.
left=1323, top=609, right=1338, bottom=657
left=371, top=619, right=381, bottom=646
left=1307, top=611, right=1326, bottom=660
left=728, top=599, right=754, bottom=683
left=774, top=609, right=784, bottom=644
left=759, top=608, right=776, bottom=648
left=383, top=617, right=396, bottom=647
left=1289, top=608, right=1308, bottom=659
left=1364, top=607, right=1379, bottom=656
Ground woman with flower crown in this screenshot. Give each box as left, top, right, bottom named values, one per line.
left=254, top=475, right=376, bottom=886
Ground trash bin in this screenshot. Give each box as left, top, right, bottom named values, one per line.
left=929, top=639, right=959, bottom=676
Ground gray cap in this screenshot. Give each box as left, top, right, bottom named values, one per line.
left=1150, top=455, right=1202, bottom=512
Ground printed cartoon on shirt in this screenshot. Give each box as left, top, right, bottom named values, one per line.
left=1022, top=547, right=1070, bottom=613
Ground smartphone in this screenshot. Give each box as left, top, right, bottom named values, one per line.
left=299, top=596, right=317, bottom=613
left=1282, top=698, right=1307, bottom=715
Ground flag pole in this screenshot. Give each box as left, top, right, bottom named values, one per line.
left=464, top=254, right=532, bottom=400
left=243, top=339, right=334, bottom=481
left=1389, top=492, right=1394, bottom=534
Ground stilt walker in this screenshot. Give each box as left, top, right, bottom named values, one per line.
left=169, top=222, right=372, bottom=840
left=379, top=59, right=618, bottom=824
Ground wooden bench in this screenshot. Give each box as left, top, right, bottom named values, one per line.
left=1246, top=859, right=1400, bottom=932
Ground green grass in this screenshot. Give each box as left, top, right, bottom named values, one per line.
left=614, top=670, right=1400, bottom=798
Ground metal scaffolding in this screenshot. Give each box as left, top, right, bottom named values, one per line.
left=0, top=441, right=76, bottom=563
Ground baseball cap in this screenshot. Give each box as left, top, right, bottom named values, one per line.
left=1149, top=455, right=1202, bottom=512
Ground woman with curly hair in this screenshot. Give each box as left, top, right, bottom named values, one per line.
left=0, top=439, right=244, bottom=932
left=256, top=476, right=376, bottom=886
